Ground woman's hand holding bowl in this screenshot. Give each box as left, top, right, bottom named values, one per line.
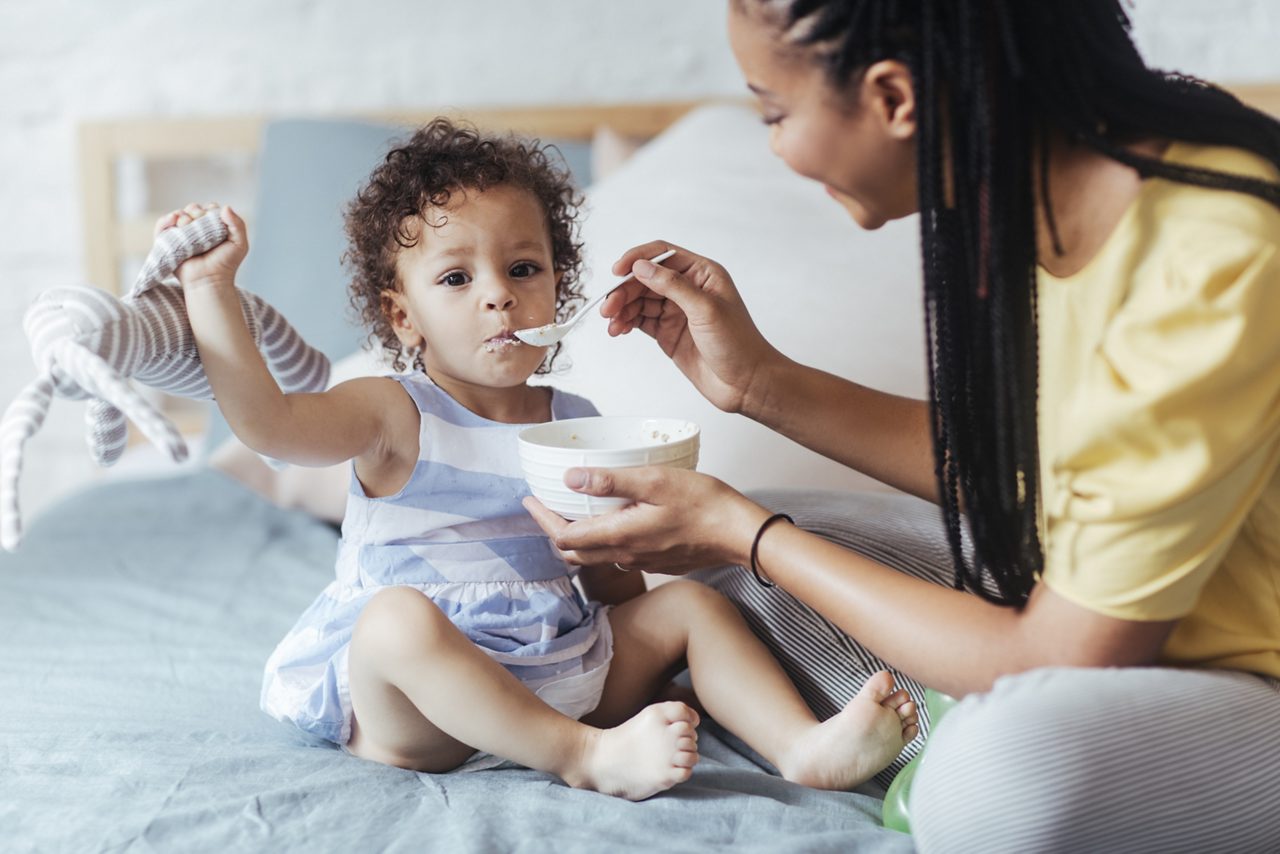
left=522, top=465, right=772, bottom=576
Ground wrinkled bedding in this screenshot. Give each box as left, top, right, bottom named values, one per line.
left=0, top=471, right=911, bottom=853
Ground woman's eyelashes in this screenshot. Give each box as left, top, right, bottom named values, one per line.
left=761, top=113, right=785, bottom=126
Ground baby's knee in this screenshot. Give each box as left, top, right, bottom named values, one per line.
left=659, top=579, right=739, bottom=621
left=353, top=586, right=451, bottom=657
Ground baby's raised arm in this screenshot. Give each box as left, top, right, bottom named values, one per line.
left=170, top=204, right=408, bottom=469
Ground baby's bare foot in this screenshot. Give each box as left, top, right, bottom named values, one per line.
left=777, top=670, right=919, bottom=791
left=564, top=701, right=700, bottom=801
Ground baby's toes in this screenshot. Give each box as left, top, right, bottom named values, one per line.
left=899, top=701, right=919, bottom=739
left=881, top=687, right=911, bottom=712
left=668, top=719, right=696, bottom=739
left=859, top=670, right=897, bottom=703
left=672, top=739, right=699, bottom=779
left=657, top=700, right=700, bottom=728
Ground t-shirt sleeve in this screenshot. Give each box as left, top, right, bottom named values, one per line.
left=1041, top=221, right=1280, bottom=620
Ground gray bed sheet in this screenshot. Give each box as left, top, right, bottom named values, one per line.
left=0, top=471, right=912, bottom=853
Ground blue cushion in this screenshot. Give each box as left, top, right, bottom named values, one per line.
left=204, top=118, right=592, bottom=453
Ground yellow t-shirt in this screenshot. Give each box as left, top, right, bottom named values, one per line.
left=1037, top=141, right=1280, bottom=679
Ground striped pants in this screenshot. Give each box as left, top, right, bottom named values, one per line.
left=693, top=490, right=1280, bottom=853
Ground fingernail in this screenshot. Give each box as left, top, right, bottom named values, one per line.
left=565, top=468, right=588, bottom=489
left=634, top=259, right=656, bottom=277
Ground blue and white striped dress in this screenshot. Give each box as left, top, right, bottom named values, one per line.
left=260, top=373, right=612, bottom=746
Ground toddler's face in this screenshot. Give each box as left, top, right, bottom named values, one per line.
left=386, top=184, right=559, bottom=393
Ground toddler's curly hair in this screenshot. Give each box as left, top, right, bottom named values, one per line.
left=344, top=117, right=586, bottom=373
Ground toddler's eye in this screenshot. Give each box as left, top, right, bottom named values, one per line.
left=440, top=271, right=470, bottom=287
left=510, top=262, right=541, bottom=279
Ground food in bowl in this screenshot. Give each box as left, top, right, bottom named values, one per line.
left=517, top=416, right=700, bottom=519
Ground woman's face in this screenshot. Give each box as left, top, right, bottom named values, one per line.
left=727, top=1, right=920, bottom=229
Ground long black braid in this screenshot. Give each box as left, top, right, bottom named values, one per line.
left=749, top=0, right=1280, bottom=605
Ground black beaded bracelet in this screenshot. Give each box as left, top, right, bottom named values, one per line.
left=749, top=512, right=794, bottom=589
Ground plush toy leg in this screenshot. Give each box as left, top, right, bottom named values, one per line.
left=240, top=292, right=331, bottom=393
left=0, top=376, right=55, bottom=551
left=86, top=400, right=129, bottom=467
left=54, top=341, right=188, bottom=464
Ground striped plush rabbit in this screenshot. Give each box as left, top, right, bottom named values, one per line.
left=0, top=209, right=330, bottom=551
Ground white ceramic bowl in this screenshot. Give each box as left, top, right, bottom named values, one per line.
left=518, top=416, right=700, bottom=519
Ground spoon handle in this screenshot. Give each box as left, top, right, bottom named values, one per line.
left=514, top=248, right=677, bottom=345
left=591, top=247, right=677, bottom=310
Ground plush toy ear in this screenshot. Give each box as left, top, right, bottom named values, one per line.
left=52, top=340, right=187, bottom=464
left=86, top=399, right=128, bottom=467
left=0, top=376, right=55, bottom=552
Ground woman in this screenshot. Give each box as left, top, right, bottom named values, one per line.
left=525, top=0, right=1280, bottom=850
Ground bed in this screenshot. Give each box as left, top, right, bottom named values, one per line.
left=5, top=99, right=923, bottom=852
left=12, top=83, right=1280, bottom=851
left=1, top=472, right=909, bottom=852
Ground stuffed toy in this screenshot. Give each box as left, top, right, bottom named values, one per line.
left=0, top=210, right=330, bottom=551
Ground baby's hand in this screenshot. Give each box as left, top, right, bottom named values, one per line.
left=156, top=202, right=249, bottom=290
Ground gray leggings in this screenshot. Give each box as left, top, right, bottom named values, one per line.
left=693, top=489, right=1280, bottom=853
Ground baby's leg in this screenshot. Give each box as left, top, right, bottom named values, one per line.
left=346, top=586, right=697, bottom=800
left=596, top=581, right=919, bottom=790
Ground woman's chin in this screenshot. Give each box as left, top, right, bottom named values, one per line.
left=839, top=199, right=884, bottom=229
left=824, top=188, right=877, bottom=229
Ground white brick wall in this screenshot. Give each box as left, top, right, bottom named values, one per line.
left=3, top=0, right=1279, bottom=524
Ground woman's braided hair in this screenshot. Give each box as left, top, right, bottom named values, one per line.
left=746, top=0, right=1280, bottom=605
left=344, top=117, right=586, bottom=373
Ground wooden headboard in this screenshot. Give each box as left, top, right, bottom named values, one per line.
left=77, top=100, right=712, bottom=295
left=77, top=84, right=1280, bottom=294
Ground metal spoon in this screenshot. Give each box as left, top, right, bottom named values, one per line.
left=513, top=248, right=677, bottom=346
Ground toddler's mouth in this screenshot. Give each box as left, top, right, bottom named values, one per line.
left=483, top=331, right=523, bottom=352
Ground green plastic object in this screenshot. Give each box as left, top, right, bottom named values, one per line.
left=882, top=689, right=959, bottom=834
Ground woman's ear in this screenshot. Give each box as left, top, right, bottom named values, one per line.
left=380, top=288, right=424, bottom=351
left=862, top=59, right=917, bottom=141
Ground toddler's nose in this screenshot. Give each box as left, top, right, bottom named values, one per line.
left=482, top=279, right=518, bottom=311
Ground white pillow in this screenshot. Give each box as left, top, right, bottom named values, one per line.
left=554, top=104, right=928, bottom=494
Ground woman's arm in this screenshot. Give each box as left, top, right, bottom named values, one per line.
left=747, top=357, right=939, bottom=502
left=754, top=518, right=1177, bottom=697
left=526, top=466, right=1176, bottom=697
left=601, top=241, right=938, bottom=501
